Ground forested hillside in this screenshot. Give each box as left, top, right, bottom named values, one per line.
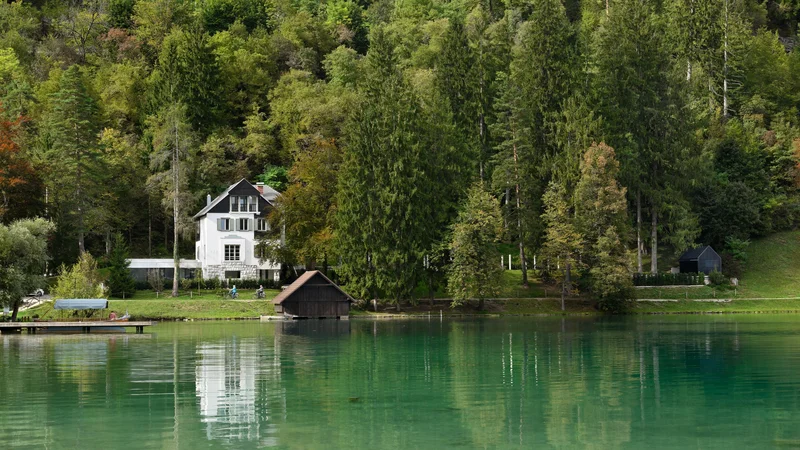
left=2, top=0, right=800, bottom=302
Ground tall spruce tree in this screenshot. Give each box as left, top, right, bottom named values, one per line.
left=336, top=28, right=435, bottom=309
left=435, top=17, right=479, bottom=177
left=40, top=65, right=103, bottom=254
left=107, top=233, right=136, bottom=298
left=492, top=0, right=575, bottom=287
left=595, top=0, right=689, bottom=273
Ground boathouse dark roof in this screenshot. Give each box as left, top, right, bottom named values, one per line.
left=679, top=246, right=722, bottom=274
left=272, top=271, right=353, bottom=305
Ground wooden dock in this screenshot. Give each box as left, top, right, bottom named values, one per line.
left=0, top=321, right=157, bottom=334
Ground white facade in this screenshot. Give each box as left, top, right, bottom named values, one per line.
left=130, top=180, right=281, bottom=282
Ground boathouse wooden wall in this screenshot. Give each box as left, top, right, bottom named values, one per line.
left=277, top=272, right=350, bottom=318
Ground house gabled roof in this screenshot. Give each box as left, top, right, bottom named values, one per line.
left=272, top=270, right=354, bottom=305
left=192, top=179, right=279, bottom=220
left=679, top=246, right=715, bottom=262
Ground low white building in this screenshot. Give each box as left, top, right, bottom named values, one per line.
left=129, top=179, right=282, bottom=282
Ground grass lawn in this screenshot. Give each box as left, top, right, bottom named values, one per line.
left=735, top=231, right=800, bottom=298
left=18, top=289, right=280, bottom=321
left=633, top=299, right=800, bottom=313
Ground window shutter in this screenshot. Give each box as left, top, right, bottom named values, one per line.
left=249, top=219, right=254, bottom=231
left=217, top=218, right=223, bottom=231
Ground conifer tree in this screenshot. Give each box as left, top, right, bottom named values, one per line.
left=40, top=65, right=103, bottom=254
left=595, top=0, right=688, bottom=273
left=574, top=143, right=633, bottom=310
left=448, top=183, right=503, bottom=310
left=107, top=233, right=136, bottom=298
left=336, top=28, right=435, bottom=309
left=492, top=0, right=576, bottom=287
left=541, top=181, right=582, bottom=310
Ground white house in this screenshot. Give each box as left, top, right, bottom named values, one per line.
left=129, top=179, right=282, bottom=282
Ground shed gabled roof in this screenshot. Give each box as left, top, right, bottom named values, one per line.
left=679, top=246, right=715, bottom=262
left=192, top=179, right=279, bottom=220
left=272, top=270, right=354, bottom=305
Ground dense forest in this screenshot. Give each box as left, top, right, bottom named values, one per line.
left=2, top=0, right=800, bottom=303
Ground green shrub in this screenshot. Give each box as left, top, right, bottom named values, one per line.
left=708, top=270, right=728, bottom=287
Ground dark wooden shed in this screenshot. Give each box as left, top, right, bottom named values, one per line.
left=679, top=246, right=722, bottom=274
left=272, top=271, right=353, bottom=319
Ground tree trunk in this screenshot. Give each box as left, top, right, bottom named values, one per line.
left=651, top=207, right=658, bottom=273
left=512, top=142, right=529, bottom=288
left=10, top=299, right=20, bottom=321
left=428, top=270, right=434, bottom=307
left=172, top=121, right=180, bottom=298
left=637, top=190, right=643, bottom=273
left=148, top=197, right=152, bottom=257
left=76, top=124, right=85, bottom=254
left=722, top=0, right=730, bottom=118
left=562, top=261, right=571, bottom=311
left=105, top=231, right=111, bottom=256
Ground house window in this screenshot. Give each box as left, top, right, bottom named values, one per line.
left=224, top=244, right=240, bottom=261
left=230, top=196, right=238, bottom=212
left=256, top=218, right=269, bottom=231
left=225, top=271, right=241, bottom=279
left=249, top=196, right=258, bottom=212
left=238, top=196, right=247, bottom=212
left=237, top=218, right=251, bottom=231
left=217, top=218, right=232, bottom=231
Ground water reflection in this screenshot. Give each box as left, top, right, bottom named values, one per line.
left=0, top=317, right=799, bottom=449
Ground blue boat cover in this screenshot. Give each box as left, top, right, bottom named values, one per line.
left=54, top=299, right=109, bottom=310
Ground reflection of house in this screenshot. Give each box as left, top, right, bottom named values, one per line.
left=129, top=179, right=281, bottom=282
left=195, top=341, right=266, bottom=442
left=679, top=246, right=722, bottom=274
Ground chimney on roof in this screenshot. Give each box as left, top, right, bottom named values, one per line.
left=206, top=194, right=211, bottom=206
left=255, top=182, right=265, bottom=195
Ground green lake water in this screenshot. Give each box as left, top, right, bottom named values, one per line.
left=2, top=316, right=800, bottom=449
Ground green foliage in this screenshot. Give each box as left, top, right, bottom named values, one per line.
left=107, top=233, right=135, bottom=298
left=708, top=270, right=728, bottom=287
left=109, top=0, right=136, bottom=29
left=256, top=165, right=289, bottom=192
left=447, top=183, right=503, bottom=307
left=0, top=218, right=53, bottom=320
left=725, top=236, right=750, bottom=262
left=2, top=0, right=800, bottom=302
left=200, top=0, right=274, bottom=34
left=541, top=181, right=583, bottom=299
left=590, top=229, right=635, bottom=312
left=336, top=28, right=438, bottom=305
left=573, top=143, right=634, bottom=309
left=52, top=252, right=106, bottom=300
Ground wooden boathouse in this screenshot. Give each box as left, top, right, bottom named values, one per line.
left=272, top=270, right=353, bottom=319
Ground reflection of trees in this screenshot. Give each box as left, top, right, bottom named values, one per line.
left=4, top=318, right=800, bottom=448
left=448, top=321, right=507, bottom=448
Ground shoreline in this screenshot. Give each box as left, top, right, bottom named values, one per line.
left=15, top=295, right=800, bottom=322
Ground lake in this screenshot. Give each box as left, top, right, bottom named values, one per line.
left=1, top=316, right=800, bottom=449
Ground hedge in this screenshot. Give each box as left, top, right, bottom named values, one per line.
left=633, top=272, right=704, bottom=286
